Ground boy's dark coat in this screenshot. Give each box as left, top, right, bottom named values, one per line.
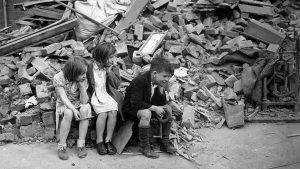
left=122, top=71, right=167, bottom=120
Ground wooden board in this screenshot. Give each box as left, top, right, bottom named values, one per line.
left=238, top=4, right=274, bottom=17
left=244, top=19, right=285, bottom=45
left=114, top=0, right=149, bottom=33
left=26, top=7, right=63, bottom=20
left=112, top=121, right=134, bottom=154
left=14, top=0, right=70, bottom=8
left=0, top=18, right=78, bottom=56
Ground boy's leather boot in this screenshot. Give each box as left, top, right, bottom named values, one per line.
left=139, top=126, right=159, bottom=159
left=160, top=121, right=177, bottom=153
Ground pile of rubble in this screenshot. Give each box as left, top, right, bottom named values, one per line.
left=0, top=0, right=300, bottom=159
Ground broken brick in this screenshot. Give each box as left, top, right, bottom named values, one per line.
left=211, top=72, right=225, bottom=85
left=134, top=24, right=144, bottom=40
left=0, top=133, right=15, bottom=142
left=258, top=42, right=267, bottom=49
left=42, top=111, right=55, bottom=126
left=167, top=2, right=178, bottom=12
left=10, top=99, right=26, bottom=112
left=149, top=15, right=163, bottom=28
left=41, top=43, right=62, bottom=55
left=185, top=24, right=196, bottom=34
left=169, top=45, right=183, bottom=55
left=224, top=102, right=244, bottom=128
left=36, top=83, right=51, bottom=102
left=143, top=19, right=160, bottom=31
left=183, top=86, right=199, bottom=98
left=0, top=75, right=10, bottom=86
left=238, top=40, right=254, bottom=49
left=19, top=83, right=32, bottom=96
left=267, top=43, right=280, bottom=53
left=39, top=102, right=55, bottom=111
left=234, top=80, right=243, bottom=93
left=225, top=75, right=238, bottom=87
left=60, top=39, right=76, bottom=47
left=196, top=89, right=209, bottom=101
left=71, top=42, right=85, bottom=56
left=195, top=23, right=204, bottom=34
left=19, top=122, right=44, bottom=138
left=43, top=126, right=55, bottom=140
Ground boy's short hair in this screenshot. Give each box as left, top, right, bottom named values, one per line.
left=150, top=55, right=174, bottom=74
left=92, top=42, right=116, bottom=65
left=63, top=56, right=87, bottom=82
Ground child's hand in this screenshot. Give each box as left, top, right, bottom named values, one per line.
left=153, top=106, right=165, bottom=118
left=106, top=65, right=115, bottom=72
left=72, top=109, right=81, bottom=120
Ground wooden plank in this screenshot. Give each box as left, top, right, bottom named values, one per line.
left=152, top=0, right=170, bottom=9
left=0, top=19, right=78, bottom=56
left=26, top=7, right=63, bottom=20
left=61, top=2, right=72, bottom=21
left=240, top=0, right=273, bottom=7
left=244, top=19, right=285, bottom=44
left=238, top=4, right=274, bottom=17
left=3, top=0, right=7, bottom=27
left=112, top=121, right=134, bottom=154
left=14, top=0, right=70, bottom=8
left=6, top=19, right=65, bottom=44
left=114, top=0, right=149, bottom=33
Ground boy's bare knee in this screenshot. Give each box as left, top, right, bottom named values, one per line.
left=63, top=109, right=73, bottom=121
left=138, top=109, right=151, bottom=121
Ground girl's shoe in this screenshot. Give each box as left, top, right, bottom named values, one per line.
left=97, top=142, right=107, bottom=155
left=106, top=141, right=117, bottom=155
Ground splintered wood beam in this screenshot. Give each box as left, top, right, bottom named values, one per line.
left=3, top=0, right=7, bottom=27
left=26, top=7, right=63, bottom=20
left=114, top=0, right=149, bottom=33
left=14, top=0, right=70, bottom=9
left=61, top=1, right=72, bottom=21
left=0, top=19, right=78, bottom=56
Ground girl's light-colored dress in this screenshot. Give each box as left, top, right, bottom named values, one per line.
left=91, top=63, right=118, bottom=114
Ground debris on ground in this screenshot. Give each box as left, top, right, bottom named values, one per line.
left=1, top=0, right=300, bottom=160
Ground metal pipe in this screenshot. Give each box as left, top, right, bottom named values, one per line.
left=52, top=0, right=119, bottom=35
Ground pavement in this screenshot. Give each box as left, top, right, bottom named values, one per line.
left=0, top=123, right=299, bottom=169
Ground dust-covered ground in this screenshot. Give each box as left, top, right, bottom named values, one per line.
left=0, top=123, right=299, bottom=169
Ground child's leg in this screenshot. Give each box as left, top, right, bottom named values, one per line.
left=105, top=110, right=117, bottom=142
left=96, top=112, right=108, bottom=143
left=59, top=109, right=73, bottom=145
left=78, top=104, right=91, bottom=147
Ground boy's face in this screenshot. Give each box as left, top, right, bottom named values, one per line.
left=153, top=71, right=172, bottom=88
